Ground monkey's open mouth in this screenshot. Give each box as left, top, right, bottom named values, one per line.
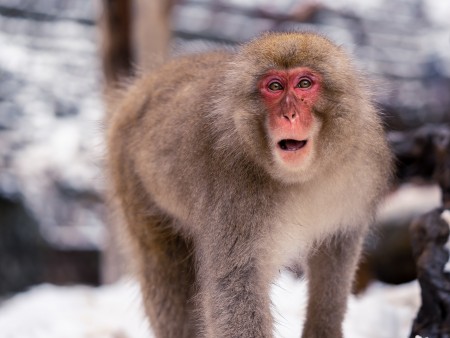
left=278, top=139, right=308, bottom=151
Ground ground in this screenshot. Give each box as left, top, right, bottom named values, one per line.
left=0, top=273, right=420, bottom=338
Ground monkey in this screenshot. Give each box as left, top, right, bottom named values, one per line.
left=106, top=32, right=393, bottom=338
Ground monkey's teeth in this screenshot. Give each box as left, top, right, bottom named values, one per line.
left=278, top=139, right=307, bottom=151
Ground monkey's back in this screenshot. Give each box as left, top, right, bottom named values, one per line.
left=107, top=51, right=246, bottom=227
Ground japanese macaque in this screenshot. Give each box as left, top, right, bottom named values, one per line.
left=106, top=32, right=393, bottom=338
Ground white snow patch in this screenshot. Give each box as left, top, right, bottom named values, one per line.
left=0, top=280, right=152, bottom=338
left=271, top=273, right=420, bottom=338
left=441, top=210, right=450, bottom=272
left=422, top=0, right=450, bottom=27
left=0, top=273, right=420, bottom=338
left=377, top=184, right=441, bottom=222
left=441, top=210, right=450, bottom=226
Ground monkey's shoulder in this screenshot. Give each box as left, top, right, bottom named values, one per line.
left=129, top=51, right=234, bottom=112
left=154, top=51, right=233, bottom=81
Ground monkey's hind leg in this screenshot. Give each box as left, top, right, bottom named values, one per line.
left=128, top=215, right=199, bottom=338
left=301, top=230, right=365, bottom=338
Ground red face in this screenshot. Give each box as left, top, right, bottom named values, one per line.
left=259, top=67, right=321, bottom=168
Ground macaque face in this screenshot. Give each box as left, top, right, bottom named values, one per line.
left=258, top=67, right=322, bottom=173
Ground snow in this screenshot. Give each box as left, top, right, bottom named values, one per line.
left=0, top=280, right=152, bottom=338
left=377, top=183, right=441, bottom=223
left=273, top=274, right=420, bottom=338
left=0, top=273, right=420, bottom=338
left=0, top=17, right=106, bottom=249
left=441, top=210, right=450, bottom=272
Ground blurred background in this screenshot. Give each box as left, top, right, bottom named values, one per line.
left=0, top=0, right=449, bottom=337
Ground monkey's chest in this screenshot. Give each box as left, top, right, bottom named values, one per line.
left=267, top=179, right=371, bottom=269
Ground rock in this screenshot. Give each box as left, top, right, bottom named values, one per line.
left=409, top=209, right=450, bottom=338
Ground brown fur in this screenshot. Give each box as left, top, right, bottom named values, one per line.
left=106, top=32, right=393, bottom=338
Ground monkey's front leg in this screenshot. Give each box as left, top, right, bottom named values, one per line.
left=197, top=231, right=274, bottom=338
left=301, top=229, right=366, bottom=338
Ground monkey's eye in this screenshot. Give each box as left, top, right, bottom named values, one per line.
left=297, top=78, right=312, bottom=89
left=268, top=81, right=284, bottom=91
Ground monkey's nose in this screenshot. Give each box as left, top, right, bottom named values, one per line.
left=282, top=110, right=297, bottom=122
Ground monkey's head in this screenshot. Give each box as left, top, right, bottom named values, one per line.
left=222, top=32, right=379, bottom=184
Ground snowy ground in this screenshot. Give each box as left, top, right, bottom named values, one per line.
left=0, top=185, right=434, bottom=338
left=0, top=273, right=420, bottom=338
